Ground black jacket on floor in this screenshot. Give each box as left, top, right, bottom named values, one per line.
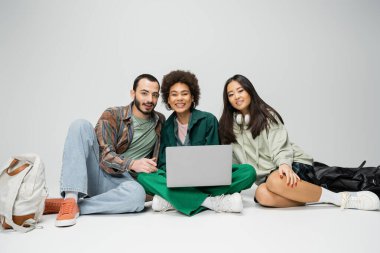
left=310, top=161, right=380, bottom=198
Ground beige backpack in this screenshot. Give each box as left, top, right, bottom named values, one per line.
left=0, top=154, right=48, bottom=232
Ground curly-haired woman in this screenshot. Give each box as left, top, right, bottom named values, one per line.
left=137, top=70, right=256, bottom=216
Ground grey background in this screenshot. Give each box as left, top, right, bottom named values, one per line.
left=1, top=0, right=379, bottom=196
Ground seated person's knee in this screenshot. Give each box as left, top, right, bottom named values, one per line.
left=266, top=171, right=284, bottom=193
left=69, top=119, right=93, bottom=132
left=255, top=184, right=274, bottom=207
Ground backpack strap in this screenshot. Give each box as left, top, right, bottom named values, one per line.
left=6, top=159, right=30, bottom=176
left=0, top=194, right=46, bottom=233
left=358, top=161, right=366, bottom=169
left=0, top=215, right=38, bottom=233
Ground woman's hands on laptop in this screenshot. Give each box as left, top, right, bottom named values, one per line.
left=129, top=157, right=158, bottom=173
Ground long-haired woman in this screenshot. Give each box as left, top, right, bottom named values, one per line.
left=219, top=74, right=379, bottom=210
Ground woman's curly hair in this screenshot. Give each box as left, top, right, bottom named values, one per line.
left=161, top=70, right=200, bottom=109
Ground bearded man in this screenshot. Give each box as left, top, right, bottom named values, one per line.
left=46, top=74, right=165, bottom=227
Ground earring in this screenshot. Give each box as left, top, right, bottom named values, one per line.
left=192, top=101, right=196, bottom=108
left=166, top=104, right=172, bottom=110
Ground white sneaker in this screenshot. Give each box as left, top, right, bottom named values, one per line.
left=210, top=193, right=243, bottom=213
left=152, top=195, right=174, bottom=212
left=340, top=191, right=380, bottom=211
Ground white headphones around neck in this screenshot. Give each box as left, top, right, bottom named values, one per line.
left=235, top=113, right=250, bottom=125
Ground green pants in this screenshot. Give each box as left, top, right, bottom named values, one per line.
left=137, top=164, right=256, bottom=216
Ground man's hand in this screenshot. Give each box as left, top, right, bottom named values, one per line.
left=130, top=157, right=158, bottom=173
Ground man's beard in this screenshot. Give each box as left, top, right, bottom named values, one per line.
left=134, top=98, right=155, bottom=115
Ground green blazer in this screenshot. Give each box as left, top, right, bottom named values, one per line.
left=158, top=109, right=220, bottom=170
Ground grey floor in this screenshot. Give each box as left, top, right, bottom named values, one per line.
left=1, top=186, right=379, bottom=253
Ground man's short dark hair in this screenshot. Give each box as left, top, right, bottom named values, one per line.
left=133, top=74, right=160, bottom=91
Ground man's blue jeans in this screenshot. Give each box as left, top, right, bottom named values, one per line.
left=59, top=119, right=145, bottom=214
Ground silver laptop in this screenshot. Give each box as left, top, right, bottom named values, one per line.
left=166, top=145, right=232, bottom=187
